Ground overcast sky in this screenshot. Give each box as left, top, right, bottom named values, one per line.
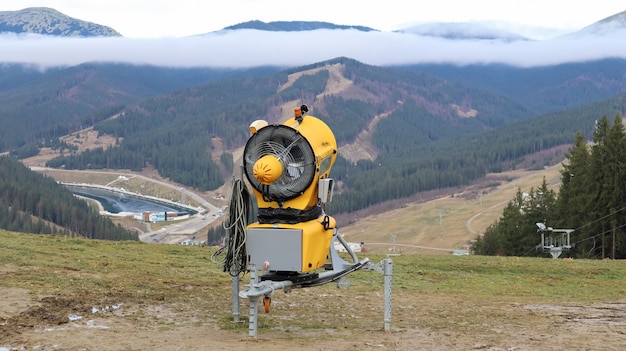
left=2, top=1, right=626, bottom=69
left=3, top=0, right=626, bottom=38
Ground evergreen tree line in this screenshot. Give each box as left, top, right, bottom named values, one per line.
left=0, top=156, right=137, bottom=241
left=46, top=131, right=226, bottom=191
left=0, top=203, right=56, bottom=234
left=472, top=114, right=626, bottom=259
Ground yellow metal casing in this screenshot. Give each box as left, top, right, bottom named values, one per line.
left=250, top=115, right=337, bottom=211
left=247, top=215, right=336, bottom=273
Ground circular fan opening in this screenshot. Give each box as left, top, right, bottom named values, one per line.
left=243, top=125, right=316, bottom=202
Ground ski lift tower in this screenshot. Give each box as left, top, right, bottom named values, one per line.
left=536, top=222, right=574, bottom=259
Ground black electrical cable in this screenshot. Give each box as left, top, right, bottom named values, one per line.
left=211, top=178, right=253, bottom=277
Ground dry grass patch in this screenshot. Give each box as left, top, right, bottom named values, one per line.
left=1, top=229, right=625, bottom=351
left=341, top=164, right=563, bottom=254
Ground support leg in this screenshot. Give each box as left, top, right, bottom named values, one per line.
left=248, top=266, right=259, bottom=337
left=231, top=275, right=240, bottom=323
left=249, top=295, right=259, bottom=337
left=383, top=258, right=393, bottom=332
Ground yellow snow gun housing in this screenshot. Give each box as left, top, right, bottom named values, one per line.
left=243, top=106, right=337, bottom=274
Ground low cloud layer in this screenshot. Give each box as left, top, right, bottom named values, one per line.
left=2, top=28, right=626, bottom=70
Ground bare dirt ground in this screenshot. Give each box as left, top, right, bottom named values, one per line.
left=2, top=285, right=625, bottom=351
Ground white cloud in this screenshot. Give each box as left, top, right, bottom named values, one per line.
left=1, top=28, right=626, bottom=70
left=6, top=0, right=626, bottom=39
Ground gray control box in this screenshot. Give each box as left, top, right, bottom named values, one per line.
left=247, top=228, right=302, bottom=272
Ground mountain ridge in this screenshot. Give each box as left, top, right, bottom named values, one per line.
left=573, top=10, right=626, bottom=36
left=221, top=20, right=376, bottom=32
left=0, top=7, right=120, bottom=37
left=4, top=7, right=626, bottom=40
left=2, top=7, right=626, bottom=70
left=396, top=22, right=529, bottom=41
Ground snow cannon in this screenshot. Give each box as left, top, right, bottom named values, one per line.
left=221, top=104, right=385, bottom=338
left=243, top=105, right=338, bottom=276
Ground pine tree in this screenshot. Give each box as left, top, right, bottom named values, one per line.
left=555, top=132, right=593, bottom=256
left=589, top=116, right=612, bottom=257
left=549, top=114, right=626, bottom=258
left=603, top=115, right=626, bottom=258
left=583, top=115, right=626, bottom=258
left=472, top=179, right=557, bottom=257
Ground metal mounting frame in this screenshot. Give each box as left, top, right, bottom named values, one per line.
left=233, top=228, right=394, bottom=337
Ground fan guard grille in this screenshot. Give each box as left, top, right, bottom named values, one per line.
left=243, top=125, right=316, bottom=202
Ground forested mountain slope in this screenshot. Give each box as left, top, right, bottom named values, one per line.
left=0, top=63, right=280, bottom=155
left=42, top=58, right=626, bottom=217
left=327, top=92, right=625, bottom=215
left=399, top=58, right=626, bottom=115
left=0, top=155, right=136, bottom=240
left=45, top=58, right=533, bottom=190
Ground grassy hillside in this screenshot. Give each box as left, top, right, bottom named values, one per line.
left=338, top=160, right=565, bottom=253
left=1, top=229, right=625, bottom=349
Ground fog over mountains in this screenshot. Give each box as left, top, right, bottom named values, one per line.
left=1, top=7, right=626, bottom=69
left=397, top=22, right=530, bottom=41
